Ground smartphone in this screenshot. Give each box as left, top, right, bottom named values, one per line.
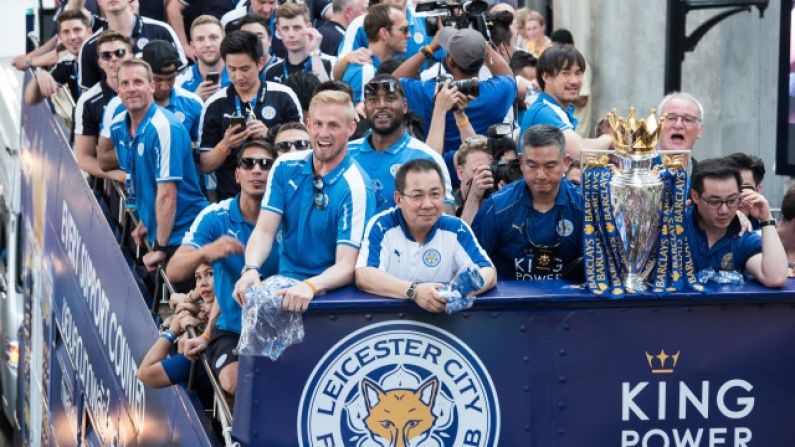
left=230, top=116, right=247, bottom=130
left=206, top=71, right=220, bottom=84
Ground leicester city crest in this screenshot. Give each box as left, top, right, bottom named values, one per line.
left=556, top=219, right=574, bottom=237
left=298, top=321, right=500, bottom=447
left=422, top=249, right=441, bottom=267
left=262, top=105, right=276, bottom=120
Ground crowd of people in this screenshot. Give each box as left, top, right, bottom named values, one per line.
left=16, top=0, right=793, bottom=408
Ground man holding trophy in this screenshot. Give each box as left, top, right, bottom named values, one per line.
left=472, top=125, right=583, bottom=281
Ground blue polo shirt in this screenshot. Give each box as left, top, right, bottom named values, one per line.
left=684, top=206, right=762, bottom=273
left=176, top=64, right=232, bottom=94
left=341, top=55, right=381, bottom=104
left=472, top=178, right=583, bottom=280
left=182, top=195, right=279, bottom=333
left=261, top=150, right=375, bottom=280
left=101, top=87, right=204, bottom=142
left=339, top=9, right=432, bottom=60
left=348, top=131, right=454, bottom=212
left=356, top=207, right=492, bottom=282
left=400, top=75, right=516, bottom=178
left=109, top=103, right=208, bottom=246
left=519, top=92, right=578, bottom=150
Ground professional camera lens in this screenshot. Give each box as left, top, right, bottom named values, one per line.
left=449, top=78, right=479, bottom=97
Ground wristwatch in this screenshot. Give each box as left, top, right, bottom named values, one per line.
left=759, top=219, right=777, bottom=228
left=405, top=282, right=419, bottom=301
left=152, top=241, right=168, bottom=253
left=241, top=263, right=260, bottom=275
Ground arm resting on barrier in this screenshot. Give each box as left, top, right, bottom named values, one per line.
left=234, top=210, right=282, bottom=305
left=137, top=337, right=176, bottom=388
left=746, top=226, right=788, bottom=288
left=355, top=266, right=413, bottom=300
left=278, top=245, right=360, bottom=313
left=474, top=266, right=497, bottom=296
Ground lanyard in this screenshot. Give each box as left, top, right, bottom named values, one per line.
left=283, top=57, right=313, bottom=81
left=234, top=92, right=258, bottom=119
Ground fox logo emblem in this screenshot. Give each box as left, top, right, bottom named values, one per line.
left=362, top=377, right=438, bottom=447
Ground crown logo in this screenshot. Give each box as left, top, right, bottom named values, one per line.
left=607, top=107, right=666, bottom=157
left=645, top=349, right=680, bottom=374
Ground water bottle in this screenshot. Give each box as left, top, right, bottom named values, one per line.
left=443, top=267, right=485, bottom=314
left=124, top=173, right=136, bottom=210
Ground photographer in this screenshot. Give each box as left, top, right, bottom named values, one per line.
left=425, top=79, right=475, bottom=155
left=394, top=27, right=515, bottom=183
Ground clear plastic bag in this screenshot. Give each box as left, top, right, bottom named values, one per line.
left=236, top=275, right=304, bottom=360
left=440, top=267, right=485, bottom=314
left=696, top=268, right=745, bottom=285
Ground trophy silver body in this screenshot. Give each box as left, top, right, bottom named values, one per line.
left=610, top=155, right=663, bottom=291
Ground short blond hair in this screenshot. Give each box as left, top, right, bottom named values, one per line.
left=190, top=14, right=224, bottom=40
left=276, top=2, right=310, bottom=22
left=525, top=10, right=545, bottom=27
left=309, top=90, right=355, bottom=123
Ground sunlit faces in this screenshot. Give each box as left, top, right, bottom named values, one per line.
left=525, top=18, right=544, bottom=42
left=250, top=0, right=278, bottom=19
left=659, top=97, right=703, bottom=151
left=456, top=150, right=491, bottom=185
left=308, top=103, right=356, bottom=165
left=239, top=22, right=272, bottom=59
left=117, top=64, right=154, bottom=114
left=541, top=61, right=583, bottom=106
left=190, top=23, right=224, bottom=67
left=274, top=128, right=311, bottom=154
left=520, top=144, right=569, bottom=197
left=58, top=19, right=89, bottom=55
left=395, top=170, right=445, bottom=231
left=224, top=53, right=264, bottom=94
left=692, top=177, right=741, bottom=231
left=98, top=40, right=133, bottom=80
left=194, top=263, right=215, bottom=303
left=277, top=16, right=310, bottom=53
left=363, top=87, right=406, bottom=136
left=152, top=72, right=178, bottom=102
left=235, top=146, right=273, bottom=195
left=386, top=9, right=409, bottom=53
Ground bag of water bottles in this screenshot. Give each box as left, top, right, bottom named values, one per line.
left=236, top=275, right=304, bottom=360
left=696, top=268, right=744, bottom=285
left=439, top=267, right=485, bottom=314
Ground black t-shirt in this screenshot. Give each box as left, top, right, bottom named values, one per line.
left=316, top=20, right=344, bottom=56
left=262, top=54, right=334, bottom=83
left=78, top=15, right=187, bottom=89
left=138, top=0, right=166, bottom=21
left=73, top=80, right=115, bottom=138
left=50, top=59, right=81, bottom=103
left=198, top=81, right=303, bottom=199
left=180, top=0, right=237, bottom=33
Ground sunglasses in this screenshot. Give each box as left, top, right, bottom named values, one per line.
left=99, top=48, right=128, bottom=61
left=313, top=175, right=329, bottom=210
left=238, top=157, right=274, bottom=170
left=275, top=139, right=310, bottom=152
left=392, top=25, right=410, bottom=35
left=364, top=79, right=402, bottom=97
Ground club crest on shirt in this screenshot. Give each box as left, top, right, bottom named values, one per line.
left=423, top=249, right=441, bottom=267
left=261, top=106, right=276, bottom=120
left=556, top=219, right=574, bottom=237
left=389, top=163, right=402, bottom=177
left=136, top=37, right=149, bottom=50
left=721, top=252, right=734, bottom=271
left=175, top=111, right=185, bottom=123
left=137, top=143, right=145, bottom=156
left=414, top=32, right=425, bottom=44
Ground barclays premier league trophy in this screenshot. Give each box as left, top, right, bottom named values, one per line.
left=582, top=108, right=702, bottom=296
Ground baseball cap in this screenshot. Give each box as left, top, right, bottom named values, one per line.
left=141, top=40, right=181, bottom=75
left=441, top=27, right=487, bottom=73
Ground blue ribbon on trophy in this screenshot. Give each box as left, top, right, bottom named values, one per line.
left=581, top=108, right=703, bottom=296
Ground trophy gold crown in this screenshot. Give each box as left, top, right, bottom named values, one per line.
left=607, top=107, right=666, bottom=156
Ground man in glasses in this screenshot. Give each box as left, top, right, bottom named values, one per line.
left=168, top=140, right=280, bottom=396
left=348, top=74, right=454, bottom=213
left=355, top=159, right=496, bottom=312
left=340, top=4, right=407, bottom=104
left=74, top=30, right=133, bottom=181
left=272, top=122, right=311, bottom=155
left=78, top=0, right=187, bottom=90
left=473, top=125, right=583, bottom=281
left=99, top=59, right=207, bottom=273
left=658, top=92, right=704, bottom=153
left=684, top=157, right=787, bottom=288
left=233, top=90, right=375, bottom=312
left=198, top=30, right=302, bottom=200
left=262, top=3, right=335, bottom=83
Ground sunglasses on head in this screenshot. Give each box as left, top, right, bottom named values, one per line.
left=364, top=79, right=401, bottom=97
left=275, top=139, right=310, bottom=152
left=99, top=48, right=128, bottom=61
left=238, top=157, right=274, bottom=170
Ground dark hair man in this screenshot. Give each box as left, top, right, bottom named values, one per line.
left=234, top=91, right=375, bottom=312
left=169, top=140, right=280, bottom=396
left=198, top=30, right=302, bottom=200
left=355, top=159, right=496, bottom=312
left=348, top=75, right=454, bottom=213
left=238, top=13, right=281, bottom=75
left=726, top=152, right=766, bottom=230
left=518, top=44, right=612, bottom=158
left=473, top=125, right=583, bottom=281
left=685, top=157, right=786, bottom=287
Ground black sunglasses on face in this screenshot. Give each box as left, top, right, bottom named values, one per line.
left=275, top=139, right=311, bottom=152
left=99, top=48, right=128, bottom=61
left=364, top=79, right=402, bottom=97
left=238, top=157, right=274, bottom=170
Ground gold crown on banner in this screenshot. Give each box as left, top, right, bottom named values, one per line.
left=607, top=107, right=666, bottom=156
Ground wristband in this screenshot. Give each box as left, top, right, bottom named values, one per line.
left=153, top=241, right=168, bottom=253
left=303, top=279, right=319, bottom=295
left=201, top=331, right=210, bottom=341
left=456, top=117, right=470, bottom=128
left=759, top=219, right=776, bottom=228
left=241, top=263, right=260, bottom=275
left=117, top=172, right=127, bottom=184
left=160, top=329, right=177, bottom=344
left=420, top=45, right=433, bottom=59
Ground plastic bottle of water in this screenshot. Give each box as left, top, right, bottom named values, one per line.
left=124, top=173, right=136, bottom=210
left=442, top=267, right=485, bottom=314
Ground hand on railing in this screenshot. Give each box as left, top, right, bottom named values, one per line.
left=131, top=221, right=147, bottom=247
left=143, top=250, right=167, bottom=272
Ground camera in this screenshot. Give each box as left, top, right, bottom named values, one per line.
left=416, top=0, right=491, bottom=42
left=449, top=78, right=479, bottom=97
left=485, top=123, right=521, bottom=197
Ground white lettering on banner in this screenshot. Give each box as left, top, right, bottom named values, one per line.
left=60, top=202, right=146, bottom=436
left=620, top=380, right=754, bottom=447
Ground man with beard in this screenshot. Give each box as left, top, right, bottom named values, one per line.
left=176, top=15, right=231, bottom=101
left=348, top=75, right=454, bottom=213
left=233, top=90, right=375, bottom=312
